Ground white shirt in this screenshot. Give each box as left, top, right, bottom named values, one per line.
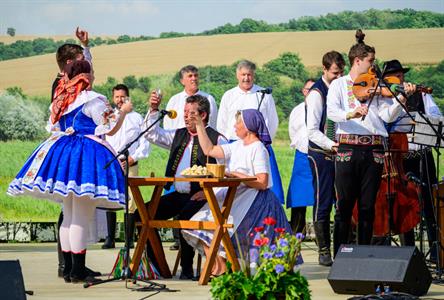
left=143, top=111, right=226, bottom=193
left=221, top=140, right=272, bottom=189
left=288, top=103, right=308, bottom=153
left=306, top=77, right=335, bottom=151
left=163, top=90, right=218, bottom=130
left=217, top=85, right=279, bottom=140
left=327, top=75, right=404, bottom=137
left=106, top=111, right=151, bottom=162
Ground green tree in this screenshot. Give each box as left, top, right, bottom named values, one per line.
left=7, top=27, right=15, bottom=37
left=137, top=76, right=151, bottom=93
left=264, top=52, right=308, bottom=81
left=123, top=75, right=138, bottom=89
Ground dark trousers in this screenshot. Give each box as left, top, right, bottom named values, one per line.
left=135, top=191, right=206, bottom=273
left=308, top=150, right=335, bottom=223
left=403, top=149, right=438, bottom=247
left=290, top=207, right=306, bottom=234
left=333, top=144, right=384, bottom=256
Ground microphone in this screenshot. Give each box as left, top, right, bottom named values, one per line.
left=160, top=109, right=177, bottom=119
left=405, top=171, right=425, bottom=186
left=258, top=87, right=273, bottom=94
left=389, top=83, right=406, bottom=95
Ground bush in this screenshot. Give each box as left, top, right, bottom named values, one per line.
left=0, top=93, right=46, bottom=141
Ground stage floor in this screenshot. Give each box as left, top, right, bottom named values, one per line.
left=1, top=242, right=443, bottom=300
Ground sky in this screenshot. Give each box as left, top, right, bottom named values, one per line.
left=1, top=0, right=443, bottom=36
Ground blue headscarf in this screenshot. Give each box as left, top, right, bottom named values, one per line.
left=241, top=109, right=272, bottom=146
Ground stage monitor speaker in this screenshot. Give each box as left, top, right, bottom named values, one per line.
left=328, top=245, right=431, bottom=296
left=0, top=260, right=27, bottom=300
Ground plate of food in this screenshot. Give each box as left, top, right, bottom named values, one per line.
left=180, top=165, right=212, bottom=178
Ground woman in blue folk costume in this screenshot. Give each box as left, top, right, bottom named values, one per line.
left=8, top=60, right=132, bottom=284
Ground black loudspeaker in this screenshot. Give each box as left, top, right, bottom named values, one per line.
left=0, top=260, right=27, bottom=300
left=328, top=245, right=431, bottom=296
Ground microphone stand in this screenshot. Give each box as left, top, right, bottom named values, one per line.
left=257, top=90, right=268, bottom=111
left=84, top=111, right=170, bottom=291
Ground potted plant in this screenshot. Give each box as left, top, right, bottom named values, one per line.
left=210, top=217, right=311, bottom=300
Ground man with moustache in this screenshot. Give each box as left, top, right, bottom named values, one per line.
left=163, top=65, right=219, bottom=250
left=164, top=65, right=218, bottom=130
left=138, top=93, right=226, bottom=280
left=217, top=60, right=284, bottom=203
left=101, top=84, right=151, bottom=249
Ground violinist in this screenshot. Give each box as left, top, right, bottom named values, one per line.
left=383, top=60, right=442, bottom=259
left=326, top=30, right=416, bottom=257
left=306, top=51, right=345, bottom=266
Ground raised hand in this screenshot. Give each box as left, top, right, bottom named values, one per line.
left=148, top=90, right=162, bottom=111
left=75, top=27, right=89, bottom=47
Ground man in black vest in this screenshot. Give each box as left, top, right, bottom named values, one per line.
left=139, top=93, right=226, bottom=279
left=306, top=51, right=345, bottom=266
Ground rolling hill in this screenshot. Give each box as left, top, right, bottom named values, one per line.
left=0, top=28, right=443, bottom=96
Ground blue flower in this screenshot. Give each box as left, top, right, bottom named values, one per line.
left=263, top=252, right=273, bottom=259
left=295, top=232, right=305, bottom=240
left=279, top=239, right=289, bottom=247
left=270, top=244, right=277, bottom=251
left=275, top=250, right=284, bottom=258
left=249, top=248, right=259, bottom=262
left=275, top=264, right=284, bottom=274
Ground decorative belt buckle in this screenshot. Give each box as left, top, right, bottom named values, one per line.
left=358, top=136, right=371, bottom=145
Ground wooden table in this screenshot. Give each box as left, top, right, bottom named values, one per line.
left=128, top=176, right=256, bottom=285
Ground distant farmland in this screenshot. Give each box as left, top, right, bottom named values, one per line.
left=0, top=28, right=443, bottom=96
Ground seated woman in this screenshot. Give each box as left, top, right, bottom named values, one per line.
left=182, top=109, right=291, bottom=276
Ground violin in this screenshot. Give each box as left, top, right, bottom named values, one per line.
left=352, top=67, right=433, bottom=102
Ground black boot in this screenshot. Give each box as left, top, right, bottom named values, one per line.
left=57, top=211, right=64, bottom=277
left=357, top=221, right=373, bottom=246
left=102, top=211, right=116, bottom=249
left=314, top=221, right=333, bottom=266
left=125, top=213, right=136, bottom=249
left=62, top=251, right=72, bottom=283
left=70, top=252, right=100, bottom=284
left=290, top=207, right=307, bottom=235
left=333, top=220, right=350, bottom=258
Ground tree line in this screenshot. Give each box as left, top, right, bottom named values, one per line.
left=1, top=9, right=443, bottom=61
left=2, top=52, right=443, bottom=141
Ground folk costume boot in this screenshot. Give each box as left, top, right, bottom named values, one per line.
left=70, top=252, right=100, bottom=284
left=62, top=251, right=72, bottom=283
left=102, top=211, right=116, bottom=249
left=314, top=221, right=333, bottom=266
left=57, top=212, right=65, bottom=277
left=124, top=213, right=136, bottom=249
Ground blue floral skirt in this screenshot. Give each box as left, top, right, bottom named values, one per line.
left=183, top=189, right=291, bottom=259
left=8, top=133, right=125, bottom=209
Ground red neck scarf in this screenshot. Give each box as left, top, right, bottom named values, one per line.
left=51, top=73, right=90, bottom=124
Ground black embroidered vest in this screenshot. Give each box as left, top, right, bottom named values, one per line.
left=164, top=126, right=221, bottom=193
left=307, top=77, right=331, bottom=150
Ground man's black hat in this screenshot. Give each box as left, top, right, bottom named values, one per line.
left=383, top=59, right=410, bottom=76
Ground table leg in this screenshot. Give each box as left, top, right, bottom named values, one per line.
left=219, top=186, right=240, bottom=272
left=130, top=184, right=172, bottom=278
left=199, top=186, right=240, bottom=284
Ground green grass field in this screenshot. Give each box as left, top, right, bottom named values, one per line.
left=1, top=132, right=443, bottom=222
